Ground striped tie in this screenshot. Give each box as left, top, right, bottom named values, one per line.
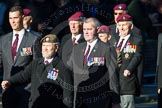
left=11, top=34, right=19, bottom=61
left=117, top=39, right=124, bottom=50
left=72, top=37, right=76, bottom=45
left=83, top=45, right=91, bottom=65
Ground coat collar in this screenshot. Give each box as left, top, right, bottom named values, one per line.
left=38, top=55, right=60, bottom=67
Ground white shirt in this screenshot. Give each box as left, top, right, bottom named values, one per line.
left=72, top=34, right=82, bottom=43
left=12, top=29, right=25, bottom=51
left=85, top=38, right=98, bottom=57
left=44, top=58, right=53, bottom=64
left=117, top=34, right=130, bottom=51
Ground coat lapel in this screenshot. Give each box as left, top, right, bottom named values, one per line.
left=78, top=34, right=85, bottom=44
left=78, top=42, right=86, bottom=69
left=5, top=32, right=14, bottom=64
left=89, top=40, right=99, bottom=57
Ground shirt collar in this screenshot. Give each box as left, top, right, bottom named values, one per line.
left=87, top=38, right=98, bottom=47
left=44, top=58, right=54, bottom=64
left=13, top=28, right=25, bottom=36
left=119, top=34, right=130, bottom=40
left=72, top=34, right=82, bottom=42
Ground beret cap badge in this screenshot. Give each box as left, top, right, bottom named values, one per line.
left=45, top=37, right=50, bottom=42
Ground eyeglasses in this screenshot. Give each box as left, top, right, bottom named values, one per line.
left=114, top=13, right=123, bottom=15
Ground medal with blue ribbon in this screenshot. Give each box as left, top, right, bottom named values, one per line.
left=47, top=68, right=59, bottom=80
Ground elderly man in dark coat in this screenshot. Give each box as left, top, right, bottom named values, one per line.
left=68, top=17, right=119, bottom=108
left=1, top=34, right=73, bottom=108
left=115, top=14, right=143, bottom=108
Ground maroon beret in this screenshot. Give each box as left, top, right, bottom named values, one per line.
left=113, top=4, right=127, bottom=10
left=97, top=25, right=110, bottom=33
left=23, top=8, right=31, bottom=16
left=68, top=11, right=85, bottom=21
left=116, top=14, right=132, bottom=22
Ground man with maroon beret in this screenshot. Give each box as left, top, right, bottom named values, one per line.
left=97, top=25, right=121, bottom=108
left=109, top=3, right=141, bottom=41
left=23, top=8, right=32, bottom=32
left=60, top=11, right=85, bottom=68
left=115, top=13, right=143, bottom=108
left=23, top=8, right=42, bottom=58
left=23, top=8, right=42, bottom=36
left=109, top=6, right=144, bottom=108
left=98, top=25, right=111, bottom=43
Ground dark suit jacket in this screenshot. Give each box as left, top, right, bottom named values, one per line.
left=0, top=30, right=40, bottom=80
left=157, top=36, right=162, bottom=108
left=9, top=56, right=73, bottom=108
left=0, top=30, right=41, bottom=108
left=59, top=33, right=85, bottom=67
left=157, top=33, right=162, bottom=88
left=156, top=33, right=162, bottom=85
left=68, top=40, right=119, bottom=108
left=109, top=29, right=144, bottom=96
left=116, top=34, right=143, bottom=95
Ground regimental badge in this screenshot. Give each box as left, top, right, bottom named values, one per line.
left=87, top=57, right=105, bottom=66
left=118, top=5, right=122, bottom=9
left=123, top=16, right=126, bottom=20
left=20, top=47, right=32, bottom=56
left=47, top=68, right=59, bottom=80
left=125, top=53, right=129, bottom=59
left=45, top=37, right=50, bottom=42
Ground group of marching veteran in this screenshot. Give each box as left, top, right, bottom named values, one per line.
left=0, top=3, right=143, bottom=108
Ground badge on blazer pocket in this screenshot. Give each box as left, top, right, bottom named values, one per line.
left=20, top=47, right=32, bottom=56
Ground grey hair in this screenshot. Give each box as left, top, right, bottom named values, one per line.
left=117, top=20, right=133, bottom=27
left=84, top=17, right=101, bottom=28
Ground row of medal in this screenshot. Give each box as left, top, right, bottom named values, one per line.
left=87, top=57, right=105, bottom=66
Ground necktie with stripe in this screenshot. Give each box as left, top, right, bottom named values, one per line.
left=11, top=34, right=19, bottom=61
left=83, top=45, right=91, bottom=65
left=72, top=37, right=76, bottom=45
left=117, top=39, right=124, bottom=50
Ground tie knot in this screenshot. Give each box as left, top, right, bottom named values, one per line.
left=45, top=60, right=49, bottom=65
left=72, top=37, right=76, bottom=45
left=72, top=37, right=76, bottom=40
left=15, top=34, right=19, bottom=38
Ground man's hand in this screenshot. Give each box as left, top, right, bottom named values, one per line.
left=123, top=70, right=131, bottom=77
left=158, top=88, right=160, bottom=94
left=1, top=81, right=10, bottom=90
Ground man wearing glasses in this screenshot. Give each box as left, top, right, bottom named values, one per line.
left=109, top=4, right=141, bottom=38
